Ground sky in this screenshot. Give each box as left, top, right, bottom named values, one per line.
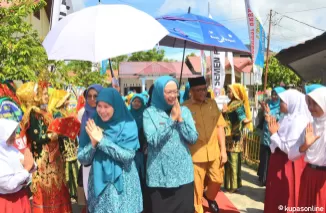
left=83, top=0, right=326, bottom=61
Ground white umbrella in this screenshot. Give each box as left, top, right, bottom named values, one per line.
left=42, top=4, right=168, bottom=62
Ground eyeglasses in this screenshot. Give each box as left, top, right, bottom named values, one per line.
left=164, top=90, right=179, bottom=95
left=87, top=94, right=97, bottom=100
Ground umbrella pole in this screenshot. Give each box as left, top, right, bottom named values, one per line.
left=108, top=59, right=114, bottom=77
left=179, top=40, right=187, bottom=89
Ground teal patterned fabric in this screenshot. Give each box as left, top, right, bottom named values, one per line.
left=143, top=106, right=198, bottom=188
left=78, top=141, right=143, bottom=213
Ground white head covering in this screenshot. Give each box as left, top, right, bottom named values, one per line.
left=0, top=119, right=24, bottom=179
left=305, top=87, right=326, bottom=166
left=278, top=89, right=312, bottom=142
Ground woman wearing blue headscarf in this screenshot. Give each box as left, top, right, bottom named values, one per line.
left=143, top=76, right=198, bottom=213
left=78, top=88, right=142, bottom=213
left=179, top=82, right=190, bottom=104
left=257, top=87, right=285, bottom=186
left=141, top=91, right=149, bottom=105
left=78, top=84, right=103, bottom=204
left=129, top=94, right=150, bottom=212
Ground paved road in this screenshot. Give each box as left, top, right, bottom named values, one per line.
left=223, top=164, right=265, bottom=213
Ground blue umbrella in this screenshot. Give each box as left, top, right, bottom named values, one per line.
left=157, top=9, right=250, bottom=87
left=157, top=13, right=249, bottom=53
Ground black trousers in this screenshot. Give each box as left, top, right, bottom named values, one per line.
left=148, top=182, right=195, bottom=213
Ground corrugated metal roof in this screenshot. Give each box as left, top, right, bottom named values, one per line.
left=119, top=61, right=198, bottom=78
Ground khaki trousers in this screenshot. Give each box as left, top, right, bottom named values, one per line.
left=193, top=158, right=224, bottom=213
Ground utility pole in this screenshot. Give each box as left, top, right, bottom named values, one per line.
left=264, top=9, right=273, bottom=91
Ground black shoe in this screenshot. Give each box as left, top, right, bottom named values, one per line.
left=203, top=193, right=220, bottom=213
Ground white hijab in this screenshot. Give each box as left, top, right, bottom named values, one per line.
left=0, top=119, right=24, bottom=178
left=278, top=89, right=312, bottom=142
left=305, top=87, right=326, bottom=166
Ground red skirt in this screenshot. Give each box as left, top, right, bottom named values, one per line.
left=0, top=188, right=31, bottom=213
left=298, top=165, right=326, bottom=211
left=32, top=183, right=72, bottom=213
left=264, top=148, right=306, bottom=213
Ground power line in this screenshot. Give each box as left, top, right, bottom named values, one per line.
left=275, top=24, right=314, bottom=38
left=283, top=6, right=326, bottom=14
left=274, top=11, right=326, bottom=32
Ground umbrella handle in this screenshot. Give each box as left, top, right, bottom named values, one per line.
left=179, top=40, right=187, bottom=89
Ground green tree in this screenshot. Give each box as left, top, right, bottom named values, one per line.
left=163, top=58, right=177, bottom=62
left=263, top=56, right=301, bottom=88
left=0, top=0, right=49, bottom=81
left=110, top=55, right=128, bottom=70
left=128, top=48, right=165, bottom=62
left=64, top=61, right=108, bottom=87
left=188, top=52, right=196, bottom=57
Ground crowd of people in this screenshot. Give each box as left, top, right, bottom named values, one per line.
left=257, top=83, right=326, bottom=213
left=0, top=76, right=325, bottom=213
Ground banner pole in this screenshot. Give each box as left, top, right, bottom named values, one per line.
left=264, top=9, right=273, bottom=91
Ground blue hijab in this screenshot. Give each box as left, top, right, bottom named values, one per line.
left=81, top=88, right=139, bottom=197
left=80, top=84, right=103, bottom=147
left=179, top=82, right=190, bottom=104
left=262, top=87, right=285, bottom=146
left=269, top=87, right=285, bottom=114
left=129, top=94, right=146, bottom=129
left=141, top=91, right=149, bottom=104
left=274, top=86, right=286, bottom=95
left=151, top=76, right=178, bottom=111
left=305, top=84, right=324, bottom=94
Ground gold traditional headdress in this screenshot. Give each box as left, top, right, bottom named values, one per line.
left=229, top=83, right=253, bottom=130
left=16, top=70, right=51, bottom=131
left=48, top=89, right=70, bottom=114
left=16, top=82, right=37, bottom=110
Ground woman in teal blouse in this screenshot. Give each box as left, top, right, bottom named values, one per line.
left=257, top=87, right=285, bottom=186
left=78, top=88, right=142, bottom=213
left=143, top=76, right=198, bottom=213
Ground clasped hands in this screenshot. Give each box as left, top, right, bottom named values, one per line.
left=86, top=119, right=103, bottom=148
left=171, top=100, right=183, bottom=122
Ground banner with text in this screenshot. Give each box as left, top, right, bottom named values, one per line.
left=211, top=51, right=225, bottom=97
left=244, top=0, right=265, bottom=85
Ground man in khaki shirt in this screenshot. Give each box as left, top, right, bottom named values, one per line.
left=183, top=76, right=227, bottom=213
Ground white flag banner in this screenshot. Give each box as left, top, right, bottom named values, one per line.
left=200, top=50, right=207, bottom=76
left=211, top=51, right=225, bottom=97
left=51, top=0, right=85, bottom=29
left=244, top=0, right=265, bottom=85
left=227, top=52, right=235, bottom=84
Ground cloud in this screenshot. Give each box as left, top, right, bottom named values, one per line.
left=158, top=0, right=197, bottom=15
left=163, top=47, right=199, bottom=61
left=158, top=0, right=326, bottom=51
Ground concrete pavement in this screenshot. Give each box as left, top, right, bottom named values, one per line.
left=223, top=164, right=265, bottom=213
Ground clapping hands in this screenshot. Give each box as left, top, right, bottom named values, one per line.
left=268, top=116, right=279, bottom=135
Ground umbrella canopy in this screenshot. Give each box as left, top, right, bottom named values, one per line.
left=43, top=4, right=169, bottom=62
left=275, top=32, right=326, bottom=83
left=156, top=13, right=250, bottom=54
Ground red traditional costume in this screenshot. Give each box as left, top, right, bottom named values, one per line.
left=17, top=81, right=73, bottom=213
